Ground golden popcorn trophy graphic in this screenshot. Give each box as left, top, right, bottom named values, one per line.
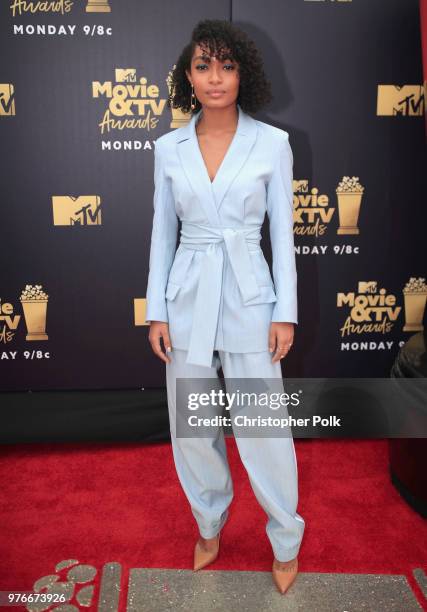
left=335, top=176, right=364, bottom=235
left=402, top=277, right=427, bottom=332
left=86, top=0, right=111, bottom=12
left=167, top=68, right=192, bottom=128
left=19, top=285, right=49, bottom=341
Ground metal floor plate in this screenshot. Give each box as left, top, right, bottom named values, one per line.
left=123, top=568, right=424, bottom=612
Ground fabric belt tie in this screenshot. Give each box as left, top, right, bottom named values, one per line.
left=178, top=221, right=262, bottom=368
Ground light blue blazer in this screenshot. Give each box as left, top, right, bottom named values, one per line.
left=145, top=103, right=297, bottom=368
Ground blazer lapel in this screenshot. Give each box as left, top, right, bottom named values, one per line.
left=175, top=104, right=258, bottom=223
left=212, top=104, right=258, bottom=213
left=176, top=108, right=218, bottom=225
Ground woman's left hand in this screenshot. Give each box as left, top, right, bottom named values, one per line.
left=269, top=322, right=294, bottom=363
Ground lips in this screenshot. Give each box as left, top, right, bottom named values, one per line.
left=208, top=91, right=225, bottom=96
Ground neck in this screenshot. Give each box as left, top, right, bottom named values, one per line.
left=196, top=103, right=238, bottom=135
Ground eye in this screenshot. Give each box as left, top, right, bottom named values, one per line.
left=223, top=64, right=235, bottom=70
left=195, top=64, right=208, bottom=71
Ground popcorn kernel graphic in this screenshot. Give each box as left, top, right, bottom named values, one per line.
left=19, top=284, right=49, bottom=341
left=402, top=277, right=427, bottom=332
left=336, top=176, right=364, bottom=235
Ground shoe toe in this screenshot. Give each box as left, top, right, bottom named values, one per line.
left=193, top=533, right=220, bottom=571
left=272, top=557, right=298, bottom=594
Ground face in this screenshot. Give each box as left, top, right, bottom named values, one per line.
left=185, top=42, right=240, bottom=109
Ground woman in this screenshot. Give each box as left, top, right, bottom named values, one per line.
left=145, top=19, right=305, bottom=595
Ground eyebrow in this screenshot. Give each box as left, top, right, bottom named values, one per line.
left=193, top=55, right=234, bottom=62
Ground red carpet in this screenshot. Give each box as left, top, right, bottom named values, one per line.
left=0, top=439, right=426, bottom=608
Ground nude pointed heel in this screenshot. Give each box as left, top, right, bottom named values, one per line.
left=193, top=532, right=221, bottom=571
left=272, top=556, right=298, bottom=594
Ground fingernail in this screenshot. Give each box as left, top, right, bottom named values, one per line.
left=166, top=346, right=172, bottom=352
left=269, top=347, right=273, bottom=352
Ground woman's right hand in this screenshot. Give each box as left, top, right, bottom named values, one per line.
left=148, top=321, right=172, bottom=364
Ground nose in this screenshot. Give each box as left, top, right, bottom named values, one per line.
left=208, top=59, right=223, bottom=84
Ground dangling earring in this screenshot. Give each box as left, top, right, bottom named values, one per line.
left=190, top=83, right=197, bottom=110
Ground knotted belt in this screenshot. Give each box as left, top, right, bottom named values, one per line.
left=178, top=220, right=263, bottom=367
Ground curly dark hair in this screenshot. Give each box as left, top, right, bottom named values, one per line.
left=168, top=19, right=272, bottom=115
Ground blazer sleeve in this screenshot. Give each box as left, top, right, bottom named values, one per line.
left=266, top=131, right=298, bottom=324
left=145, top=140, right=178, bottom=323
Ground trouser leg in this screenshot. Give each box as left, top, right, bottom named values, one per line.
left=165, top=348, right=233, bottom=538
left=219, top=349, right=305, bottom=562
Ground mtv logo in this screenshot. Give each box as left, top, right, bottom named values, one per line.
left=377, top=85, right=424, bottom=116
left=0, top=84, right=15, bottom=116
left=134, top=298, right=149, bottom=326
left=293, top=180, right=308, bottom=193
left=358, top=281, right=377, bottom=294
left=115, top=69, right=136, bottom=83
left=52, top=196, right=102, bottom=226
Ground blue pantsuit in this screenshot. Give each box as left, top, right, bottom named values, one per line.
left=165, top=347, right=305, bottom=562
left=145, top=103, right=305, bottom=561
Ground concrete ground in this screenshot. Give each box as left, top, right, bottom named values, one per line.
left=120, top=566, right=427, bottom=611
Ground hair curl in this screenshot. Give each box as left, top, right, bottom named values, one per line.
left=168, top=19, right=272, bottom=115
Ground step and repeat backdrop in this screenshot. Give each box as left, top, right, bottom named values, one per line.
left=0, top=0, right=425, bottom=391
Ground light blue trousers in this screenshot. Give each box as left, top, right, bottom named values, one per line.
left=165, top=348, right=305, bottom=562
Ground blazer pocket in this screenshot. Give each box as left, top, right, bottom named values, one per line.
left=165, top=281, right=181, bottom=301
left=250, top=250, right=274, bottom=287
left=168, top=248, right=195, bottom=285
left=243, top=285, right=277, bottom=305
